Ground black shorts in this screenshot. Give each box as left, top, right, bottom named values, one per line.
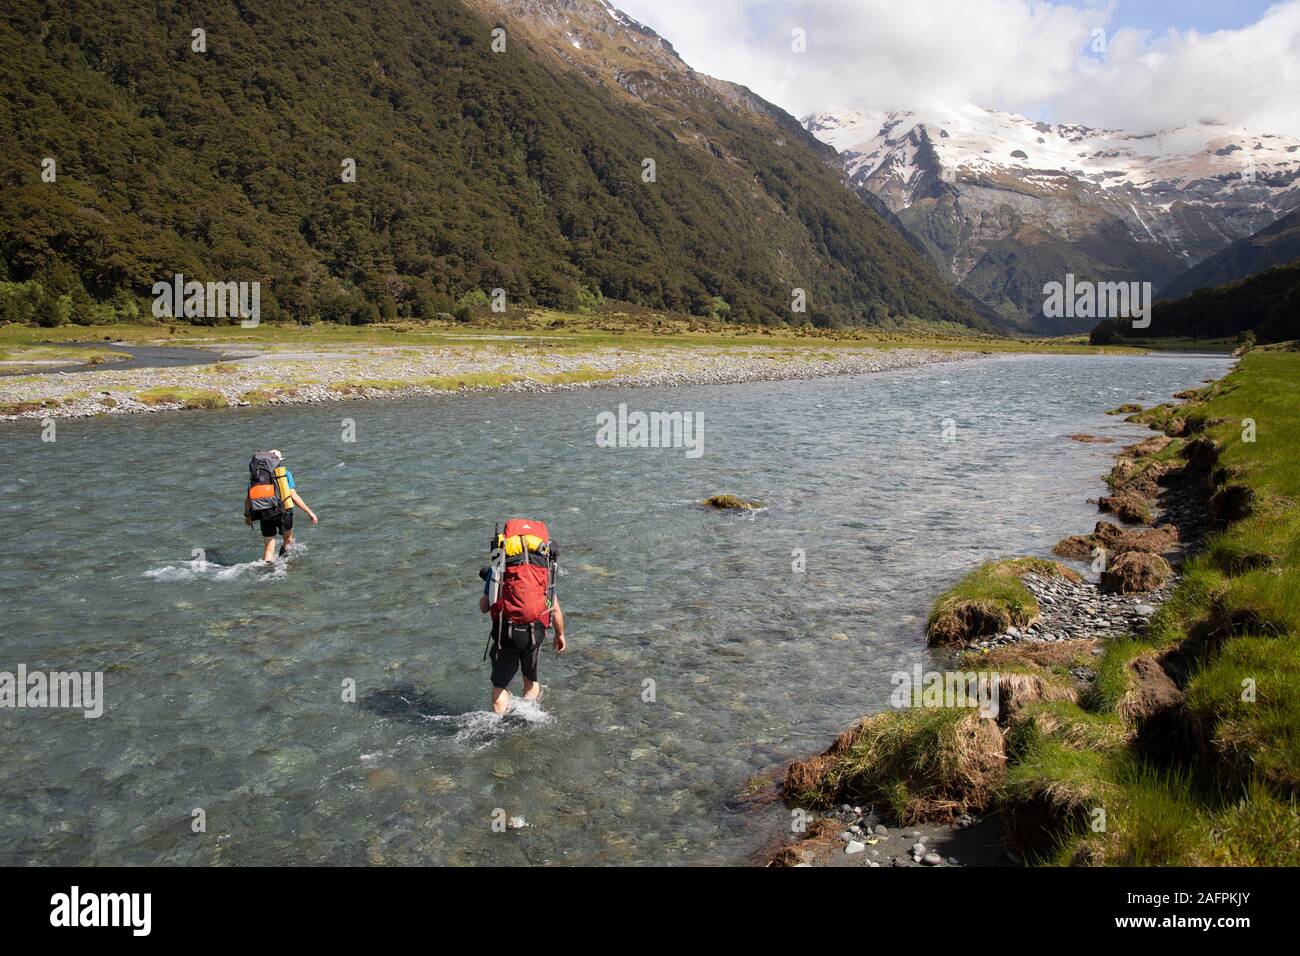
left=259, top=510, right=294, bottom=538
left=489, top=622, right=543, bottom=689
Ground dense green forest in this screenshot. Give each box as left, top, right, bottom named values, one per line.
left=1093, top=259, right=1300, bottom=344
left=0, top=0, right=989, bottom=330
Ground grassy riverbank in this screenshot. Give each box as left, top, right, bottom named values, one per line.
left=784, top=345, right=1300, bottom=865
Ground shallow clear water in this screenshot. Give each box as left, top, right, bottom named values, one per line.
left=0, top=343, right=228, bottom=377
left=0, top=352, right=1232, bottom=865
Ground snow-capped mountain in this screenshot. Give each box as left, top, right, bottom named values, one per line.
left=805, top=104, right=1300, bottom=332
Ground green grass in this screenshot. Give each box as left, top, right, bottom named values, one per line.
left=1005, top=701, right=1129, bottom=761
left=926, top=558, right=1077, bottom=646
left=1084, top=636, right=1162, bottom=714
left=1186, top=635, right=1300, bottom=794
left=0, top=314, right=1168, bottom=356
left=1002, top=742, right=1119, bottom=862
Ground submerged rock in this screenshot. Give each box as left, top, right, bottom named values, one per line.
left=701, top=494, right=764, bottom=511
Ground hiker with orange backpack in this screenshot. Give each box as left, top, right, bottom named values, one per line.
left=479, top=518, right=566, bottom=714
left=243, top=449, right=318, bottom=563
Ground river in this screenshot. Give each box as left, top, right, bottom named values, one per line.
left=0, top=351, right=1233, bottom=864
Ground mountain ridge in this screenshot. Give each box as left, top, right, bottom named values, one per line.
left=805, top=103, right=1300, bottom=333
left=1157, top=207, right=1300, bottom=301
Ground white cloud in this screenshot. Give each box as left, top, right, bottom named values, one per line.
left=614, top=0, right=1300, bottom=134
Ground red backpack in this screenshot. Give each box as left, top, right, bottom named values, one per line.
left=490, top=518, right=557, bottom=628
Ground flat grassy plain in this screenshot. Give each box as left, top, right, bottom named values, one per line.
left=0, top=309, right=1155, bottom=355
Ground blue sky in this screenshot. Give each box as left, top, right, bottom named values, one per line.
left=614, top=0, right=1300, bottom=134
left=1105, top=0, right=1276, bottom=34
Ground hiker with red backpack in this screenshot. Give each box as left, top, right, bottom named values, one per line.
left=243, top=449, right=318, bottom=563
left=479, top=518, right=566, bottom=714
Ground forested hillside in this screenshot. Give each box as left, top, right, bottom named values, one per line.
left=1150, top=264, right=1300, bottom=342
left=0, top=0, right=989, bottom=330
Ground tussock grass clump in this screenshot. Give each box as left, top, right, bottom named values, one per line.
left=1111, top=525, right=1179, bottom=554
left=955, top=646, right=1082, bottom=721
left=1005, top=700, right=1130, bottom=762
left=1194, top=783, right=1300, bottom=866
left=926, top=558, right=1078, bottom=647
left=1123, top=434, right=1174, bottom=458
left=1204, top=516, right=1285, bottom=573
left=1107, top=458, right=1174, bottom=498
left=1042, top=769, right=1299, bottom=866
left=1062, top=762, right=1208, bottom=866
left=1061, top=525, right=1179, bottom=564
left=784, top=708, right=1006, bottom=824
left=1125, top=402, right=1191, bottom=436
left=1115, top=652, right=1184, bottom=726
left=1186, top=635, right=1300, bottom=795
left=1211, top=569, right=1300, bottom=638
left=1002, top=742, right=1118, bottom=862
left=1100, top=551, right=1172, bottom=594
left=1083, top=637, right=1163, bottom=714
left=135, top=387, right=227, bottom=409
left=991, top=671, right=1080, bottom=722
left=1098, top=493, right=1153, bottom=525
